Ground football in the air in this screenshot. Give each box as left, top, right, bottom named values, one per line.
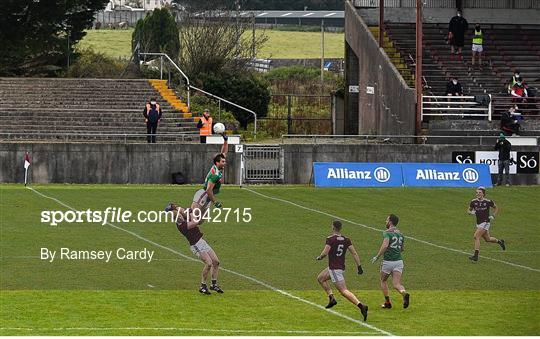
left=213, top=122, right=226, bottom=134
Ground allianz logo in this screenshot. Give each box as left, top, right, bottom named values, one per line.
left=416, top=168, right=479, bottom=183
left=327, top=167, right=391, bottom=183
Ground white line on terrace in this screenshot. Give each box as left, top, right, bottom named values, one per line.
left=27, top=186, right=393, bottom=336
left=244, top=188, right=540, bottom=273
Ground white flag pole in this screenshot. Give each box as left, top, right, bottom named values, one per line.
left=24, top=167, right=28, bottom=186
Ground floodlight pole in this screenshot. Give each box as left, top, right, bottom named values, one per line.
left=415, top=0, right=423, bottom=137
left=379, top=0, right=384, bottom=47
left=321, top=19, right=325, bottom=92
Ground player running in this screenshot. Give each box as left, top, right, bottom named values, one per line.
left=166, top=202, right=224, bottom=294
left=371, top=214, right=410, bottom=309
left=192, top=133, right=228, bottom=212
left=467, top=186, right=506, bottom=262
left=315, top=220, right=368, bottom=321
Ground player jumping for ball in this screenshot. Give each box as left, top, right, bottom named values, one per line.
left=316, top=220, right=368, bottom=321
left=166, top=203, right=224, bottom=294
left=192, top=134, right=228, bottom=212
left=468, top=186, right=506, bottom=262
left=371, top=214, right=410, bottom=309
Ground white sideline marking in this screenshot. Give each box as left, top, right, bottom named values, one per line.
left=244, top=188, right=540, bottom=273
left=26, top=187, right=393, bottom=336
left=0, top=327, right=376, bottom=334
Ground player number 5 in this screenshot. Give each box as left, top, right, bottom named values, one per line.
left=336, top=244, right=344, bottom=256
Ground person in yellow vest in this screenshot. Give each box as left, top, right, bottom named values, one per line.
left=197, top=109, right=213, bottom=143
left=471, top=24, right=483, bottom=69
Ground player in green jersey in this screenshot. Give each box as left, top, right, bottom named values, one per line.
left=371, top=214, right=410, bottom=309
left=192, top=134, right=228, bottom=212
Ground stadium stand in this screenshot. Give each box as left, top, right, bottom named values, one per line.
left=368, top=22, right=540, bottom=140
left=383, top=23, right=540, bottom=97
left=0, top=78, right=199, bottom=142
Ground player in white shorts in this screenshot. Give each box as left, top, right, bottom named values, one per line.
left=191, top=134, right=228, bottom=213
left=166, top=202, right=224, bottom=295
left=467, top=187, right=505, bottom=262
left=315, top=220, right=368, bottom=321
left=371, top=214, right=410, bottom=309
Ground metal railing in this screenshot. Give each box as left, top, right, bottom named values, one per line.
left=280, top=134, right=539, bottom=145
left=0, top=132, right=199, bottom=144
left=421, top=95, right=492, bottom=121
left=352, top=0, right=540, bottom=8
left=140, top=52, right=258, bottom=139
left=139, top=52, right=191, bottom=108
left=242, top=145, right=283, bottom=183
left=490, top=95, right=540, bottom=118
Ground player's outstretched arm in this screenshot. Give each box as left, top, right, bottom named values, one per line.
left=220, top=134, right=228, bottom=157
left=315, top=245, right=331, bottom=261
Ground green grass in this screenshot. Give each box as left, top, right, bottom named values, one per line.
left=1, top=184, right=539, bottom=335
left=77, top=29, right=344, bottom=59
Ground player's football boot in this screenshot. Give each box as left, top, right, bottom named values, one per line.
left=468, top=254, right=478, bottom=262
left=498, top=239, right=506, bottom=251
left=199, top=284, right=211, bottom=295
left=403, top=293, right=410, bottom=309
left=210, top=284, right=224, bottom=294
left=381, top=302, right=392, bottom=309
left=325, top=298, right=337, bottom=309
left=359, top=305, right=368, bottom=321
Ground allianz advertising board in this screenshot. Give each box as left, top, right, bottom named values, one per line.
left=401, top=163, right=492, bottom=187
left=313, top=163, right=402, bottom=187
left=313, top=163, right=492, bottom=188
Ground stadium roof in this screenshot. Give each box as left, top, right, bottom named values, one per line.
left=194, top=11, right=344, bottom=19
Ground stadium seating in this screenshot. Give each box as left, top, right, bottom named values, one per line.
left=0, top=78, right=199, bottom=142
left=382, top=23, right=540, bottom=97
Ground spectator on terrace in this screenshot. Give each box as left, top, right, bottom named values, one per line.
left=448, top=10, right=468, bottom=59
left=500, top=106, right=521, bottom=136
left=507, top=70, right=521, bottom=93
left=197, top=108, right=213, bottom=144
left=510, top=77, right=528, bottom=110
left=143, top=98, right=162, bottom=143
left=471, top=24, right=483, bottom=69
left=446, top=76, right=463, bottom=96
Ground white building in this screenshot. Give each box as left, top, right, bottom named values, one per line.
left=106, top=0, right=173, bottom=11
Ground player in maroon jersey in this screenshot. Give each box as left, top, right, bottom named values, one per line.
left=315, top=220, right=368, bottom=321
left=467, top=187, right=506, bottom=262
left=166, top=202, right=224, bottom=294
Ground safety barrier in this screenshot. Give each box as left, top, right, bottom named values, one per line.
left=421, top=95, right=492, bottom=121
left=241, top=145, right=283, bottom=183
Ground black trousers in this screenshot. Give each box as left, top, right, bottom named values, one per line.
left=147, top=122, right=158, bottom=143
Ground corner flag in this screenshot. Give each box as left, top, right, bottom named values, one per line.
left=24, top=152, right=30, bottom=186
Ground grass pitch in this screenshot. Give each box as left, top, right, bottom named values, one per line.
left=77, top=29, right=344, bottom=59
left=1, top=184, right=539, bottom=335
